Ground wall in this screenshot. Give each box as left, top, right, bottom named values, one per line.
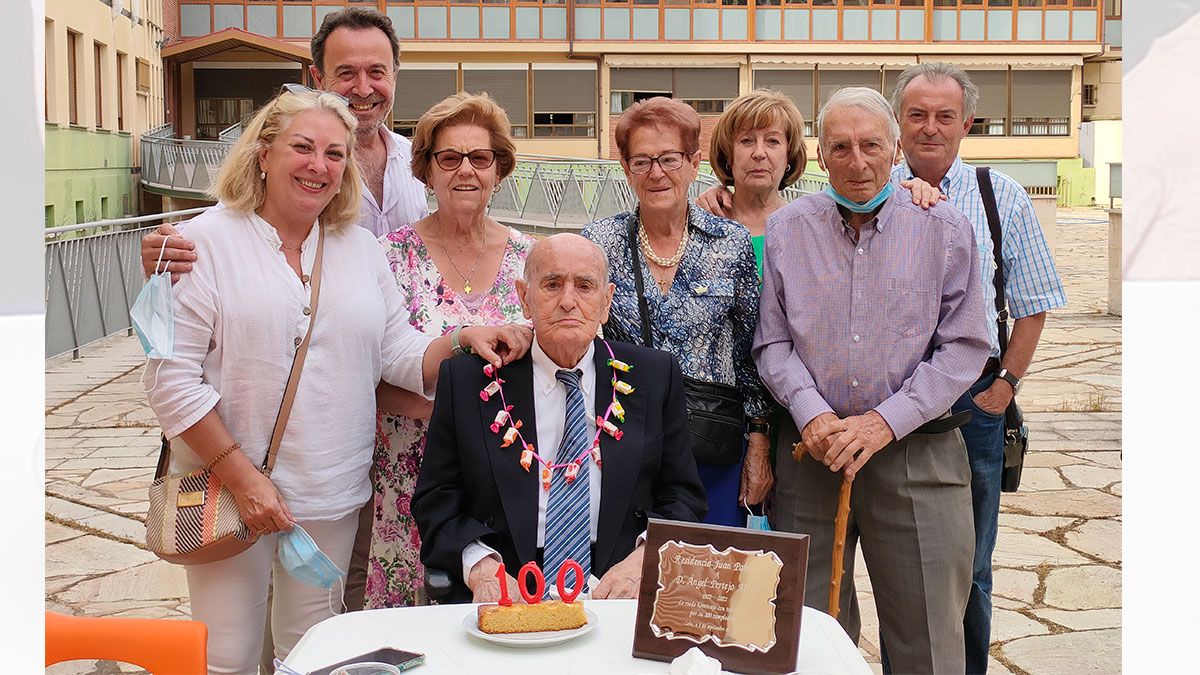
left=45, top=0, right=167, bottom=224
left=1055, top=157, right=1095, bottom=207
left=1088, top=119, right=1123, bottom=205
left=44, top=126, right=136, bottom=226
left=1083, top=60, right=1122, bottom=121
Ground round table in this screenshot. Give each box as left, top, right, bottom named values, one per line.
left=284, top=599, right=872, bottom=674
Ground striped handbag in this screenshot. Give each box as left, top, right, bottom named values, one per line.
left=144, top=227, right=324, bottom=565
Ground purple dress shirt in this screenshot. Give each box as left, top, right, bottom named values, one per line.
left=752, top=189, right=990, bottom=440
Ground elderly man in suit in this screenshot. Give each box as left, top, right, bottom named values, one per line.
left=413, top=233, right=707, bottom=601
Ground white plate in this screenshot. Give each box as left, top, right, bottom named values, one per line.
left=462, top=607, right=598, bottom=648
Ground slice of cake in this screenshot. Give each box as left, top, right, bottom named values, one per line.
left=477, top=600, right=587, bottom=634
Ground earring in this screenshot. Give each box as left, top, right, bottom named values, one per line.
left=426, top=186, right=435, bottom=196
left=493, top=184, right=502, bottom=195
left=786, top=164, right=793, bottom=174
left=260, top=171, right=266, bottom=180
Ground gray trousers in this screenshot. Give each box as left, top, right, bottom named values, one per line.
left=772, top=415, right=974, bottom=675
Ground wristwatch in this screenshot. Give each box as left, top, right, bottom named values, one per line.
left=996, top=368, right=1022, bottom=394
left=450, top=325, right=473, bottom=356
left=747, top=419, right=772, bottom=436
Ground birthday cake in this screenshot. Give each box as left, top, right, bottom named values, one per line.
left=477, top=600, right=587, bottom=634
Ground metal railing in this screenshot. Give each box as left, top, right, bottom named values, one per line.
left=218, top=122, right=243, bottom=143
left=140, top=131, right=231, bottom=196
left=46, top=208, right=210, bottom=360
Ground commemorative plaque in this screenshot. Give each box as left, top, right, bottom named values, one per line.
left=632, top=519, right=809, bottom=674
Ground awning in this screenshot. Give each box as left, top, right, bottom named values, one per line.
left=162, top=28, right=311, bottom=65
left=924, top=54, right=1082, bottom=70
left=604, top=54, right=744, bottom=68
left=752, top=54, right=918, bottom=69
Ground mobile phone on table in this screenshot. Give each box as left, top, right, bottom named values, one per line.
left=307, top=647, right=425, bottom=675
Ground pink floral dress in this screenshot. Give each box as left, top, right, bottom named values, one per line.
left=365, top=223, right=533, bottom=608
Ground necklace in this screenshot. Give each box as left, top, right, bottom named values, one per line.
left=280, top=242, right=303, bottom=252
left=638, top=220, right=690, bottom=268
left=436, top=234, right=486, bottom=294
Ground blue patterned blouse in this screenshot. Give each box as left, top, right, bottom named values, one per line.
left=583, top=202, right=770, bottom=419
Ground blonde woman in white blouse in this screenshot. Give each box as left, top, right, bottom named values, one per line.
left=145, top=88, right=530, bottom=674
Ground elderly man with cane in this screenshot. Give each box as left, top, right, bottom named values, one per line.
left=752, top=87, right=990, bottom=674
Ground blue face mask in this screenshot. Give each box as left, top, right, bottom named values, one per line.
left=278, top=525, right=347, bottom=591
left=823, top=181, right=895, bottom=214
left=744, top=502, right=771, bottom=532
left=130, top=238, right=175, bottom=360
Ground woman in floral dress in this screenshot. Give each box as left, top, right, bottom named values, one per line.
left=365, top=93, right=534, bottom=608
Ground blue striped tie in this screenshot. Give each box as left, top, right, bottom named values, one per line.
left=543, top=368, right=591, bottom=598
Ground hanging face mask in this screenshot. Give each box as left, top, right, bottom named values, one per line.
left=744, top=500, right=771, bottom=531
left=823, top=180, right=895, bottom=214
left=131, top=238, right=175, bottom=392
left=278, top=524, right=347, bottom=591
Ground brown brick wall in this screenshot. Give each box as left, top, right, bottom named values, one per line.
left=162, top=0, right=180, bottom=41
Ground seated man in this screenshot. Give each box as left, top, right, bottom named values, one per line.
left=752, top=87, right=990, bottom=674
left=413, top=233, right=707, bottom=602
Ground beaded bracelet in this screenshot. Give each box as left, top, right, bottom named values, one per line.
left=204, top=442, right=242, bottom=472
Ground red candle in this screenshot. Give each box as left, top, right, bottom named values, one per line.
left=556, top=559, right=584, bottom=603
left=518, top=562, right=546, bottom=604
left=495, top=562, right=512, bottom=606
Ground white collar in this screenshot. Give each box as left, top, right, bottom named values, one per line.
left=247, top=212, right=319, bottom=252
left=531, top=337, right=596, bottom=396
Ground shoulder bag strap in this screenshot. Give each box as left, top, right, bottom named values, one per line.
left=976, top=166, right=1009, bottom=356
left=262, top=225, right=325, bottom=474
left=625, top=214, right=655, bottom=349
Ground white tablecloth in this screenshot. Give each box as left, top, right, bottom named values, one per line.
left=284, top=599, right=872, bottom=674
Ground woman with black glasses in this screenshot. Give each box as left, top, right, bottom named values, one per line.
left=366, top=92, right=536, bottom=608
left=582, top=97, right=771, bottom=527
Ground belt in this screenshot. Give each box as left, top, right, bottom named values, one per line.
left=910, top=410, right=972, bottom=435
left=980, top=357, right=1001, bottom=379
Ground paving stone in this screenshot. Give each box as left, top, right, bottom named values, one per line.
left=988, top=656, right=1017, bottom=674
left=1001, top=488, right=1122, bottom=519
left=1033, top=608, right=1121, bottom=631
left=1060, top=464, right=1120, bottom=489
left=1083, top=452, right=1123, bottom=468
left=991, top=595, right=1025, bottom=611
left=87, top=444, right=160, bottom=458
left=46, top=575, right=88, bottom=595
left=1000, top=628, right=1120, bottom=674
left=991, top=607, right=1050, bottom=643
left=992, top=528, right=1090, bottom=568
left=81, top=468, right=152, bottom=488
left=54, top=457, right=159, bottom=470
left=46, top=535, right=156, bottom=578
left=1017, top=467, right=1069, bottom=492
left=59, top=560, right=189, bottom=604
left=1063, top=519, right=1122, bottom=564
left=993, top=568, right=1040, bottom=605
left=998, top=514, right=1076, bottom=533
left=78, top=511, right=146, bottom=543
left=47, top=520, right=86, bottom=544
left=1110, top=482, right=1121, bottom=497
left=1043, top=565, right=1121, bottom=610
left=1023, top=452, right=1089, bottom=469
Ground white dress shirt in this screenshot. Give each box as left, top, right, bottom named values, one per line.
left=462, top=338, right=602, bottom=591
left=357, top=128, right=429, bottom=238
left=147, top=208, right=435, bottom=522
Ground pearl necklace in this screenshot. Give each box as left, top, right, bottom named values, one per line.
left=637, top=220, right=689, bottom=268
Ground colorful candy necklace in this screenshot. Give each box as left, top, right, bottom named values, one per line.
left=480, top=339, right=636, bottom=492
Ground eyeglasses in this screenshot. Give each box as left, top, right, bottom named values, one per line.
left=432, top=149, right=499, bottom=171
left=279, top=83, right=350, bottom=107
left=625, top=151, right=691, bottom=175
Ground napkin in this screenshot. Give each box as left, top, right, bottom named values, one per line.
left=667, top=647, right=722, bottom=675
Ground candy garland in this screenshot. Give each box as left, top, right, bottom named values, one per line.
left=482, top=340, right=635, bottom=491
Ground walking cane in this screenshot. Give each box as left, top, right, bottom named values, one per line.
left=828, top=475, right=852, bottom=619
left=792, top=442, right=854, bottom=619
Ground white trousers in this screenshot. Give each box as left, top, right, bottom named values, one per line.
left=186, top=511, right=359, bottom=675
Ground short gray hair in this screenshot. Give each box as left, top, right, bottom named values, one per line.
left=889, top=62, right=980, bottom=121
left=816, top=87, right=900, bottom=155
left=523, top=233, right=609, bottom=283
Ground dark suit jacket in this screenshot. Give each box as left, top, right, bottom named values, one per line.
left=413, top=337, right=707, bottom=590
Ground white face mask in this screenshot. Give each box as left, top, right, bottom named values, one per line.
left=130, top=238, right=174, bottom=391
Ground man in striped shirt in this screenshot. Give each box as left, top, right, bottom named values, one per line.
left=890, top=62, right=1067, bottom=674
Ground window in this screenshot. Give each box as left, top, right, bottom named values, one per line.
left=610, top=68, right=672, bottom=113
left=95, top=42, right=105, bottom=129
left=196, top=98, right=254, bottom=139
left=1010, top=69, right=1071, bottom=136
left=533, top=68, right=597, bottom=138
left=393, top=68, right=457, bottom=137
left=610, top=91, right=669, bottom=114
left=674, top=68, right=738, bottom=115
left=117, top=52, right=127, bottom=130
left=817, top=69, right=882, bottom=109
left=1104, top=0, right=1120, bottom=16
left=136, top=58, right=151, bottom=93
left=754, top=69, right=815, bottom=136
left=67, top=31, right=79, bottom=125
left=967, top=69, right=1008, bottom=136
left=464, top=68, right=529, bottom=138
left=1082, top=83, right=1097, bottom=106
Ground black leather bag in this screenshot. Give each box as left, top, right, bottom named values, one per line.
left=1000, top=400, right=1029, bottom=492
left=624, top=216, right=745, bottom=467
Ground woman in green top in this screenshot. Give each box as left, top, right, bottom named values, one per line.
left=707, top=90, right=807, bottom=276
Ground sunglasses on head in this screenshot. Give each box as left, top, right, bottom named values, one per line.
left=279, top=83, right=350, bottom=107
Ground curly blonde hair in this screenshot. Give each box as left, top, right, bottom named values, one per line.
left=410, top=92, right=517, bottom=186
left=709, top=89, right=807, bottom=191
left=211, top=89, right=363, bottom=230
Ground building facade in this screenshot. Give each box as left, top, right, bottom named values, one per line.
left=45, top=0, right=167, bottom=226
left=158, top=0, right=1118, bottom=200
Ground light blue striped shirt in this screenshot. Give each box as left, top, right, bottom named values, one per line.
left=893, top=157, right=1066, bottom=358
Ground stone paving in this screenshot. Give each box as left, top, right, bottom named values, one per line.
left=44, top=207, right=1120, bottom=674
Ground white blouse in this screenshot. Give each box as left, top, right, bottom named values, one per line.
left=147, top=206, right=435, bottom=522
